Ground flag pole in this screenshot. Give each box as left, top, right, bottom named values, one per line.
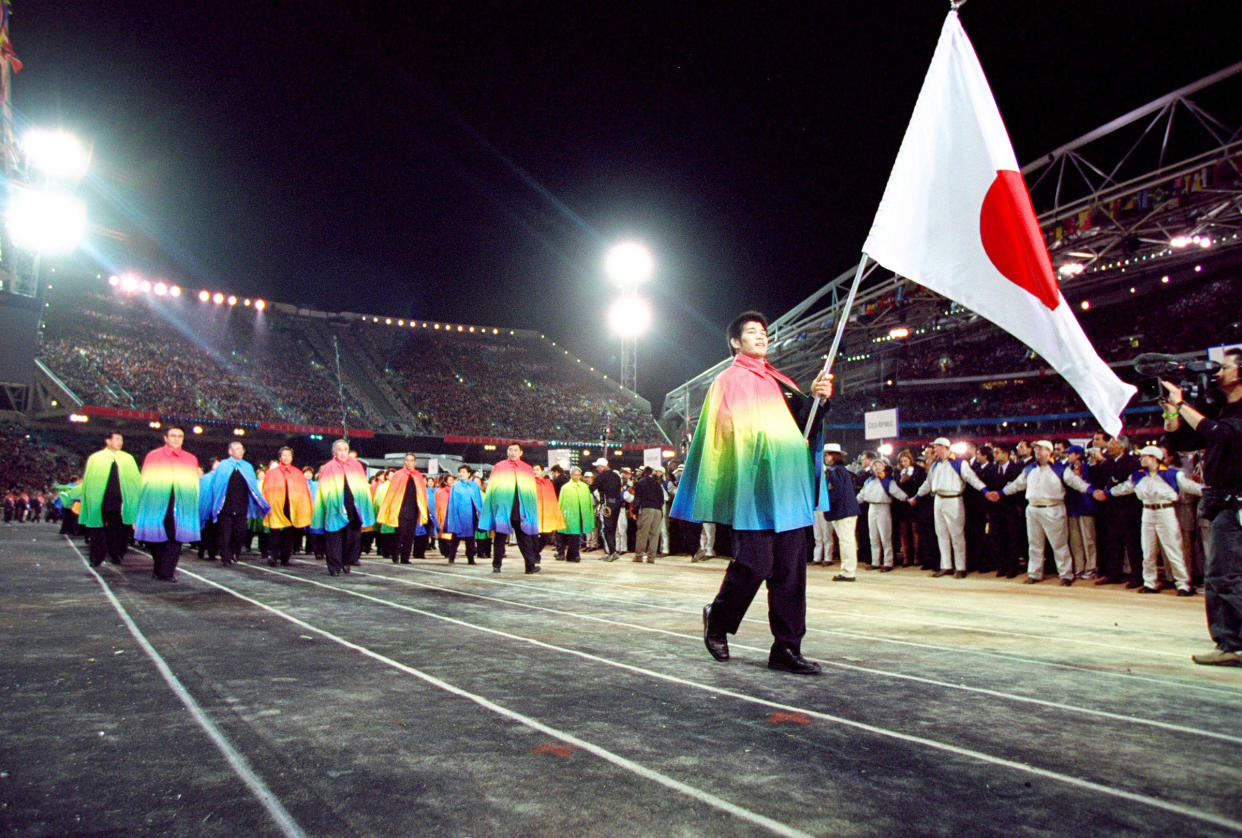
left=802, top=252, right=871, bottom=439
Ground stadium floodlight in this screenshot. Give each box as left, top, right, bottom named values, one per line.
left=607, top=295, right=652, bottom=337
left=6, top=185, right=86, bottom=253
left=22, top=128, right=90, bottom=181
left=604, top=241, right=654, bottom=287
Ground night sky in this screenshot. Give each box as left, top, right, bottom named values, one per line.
left=12, top=1, right=1239, bottom=406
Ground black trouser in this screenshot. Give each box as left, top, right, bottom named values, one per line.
left=324, top=524, right=362, bottom=574
left=446, top=534, right=476, bottom=563
left=217, top=511, right=248, bottom=566
left=1100, top=503, right=1142, bottom=582
left=600, top=509, right=619, bottom=554
left=563, top=533, right=581, bottom=562
left=708, top=527, right=808, bottom=652
left=396, top=517, right=420, bottom=562
left=490, top=531, right=540, bottom=571
left=198, top=520, right=219, bottom=560
left=88, top=510, right=129, bottom=566
left=269, top=527, right=297, bottom=565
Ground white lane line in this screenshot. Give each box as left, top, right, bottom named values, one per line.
left=390, top=562, right=1239, bottom=698
left=66, top=539, right=308, bottom=838
left=338, top=567, right=1242, bottom=747
left=234, top=563, right=1242, bottom=833
left=172, top=569, right=813, bottom=838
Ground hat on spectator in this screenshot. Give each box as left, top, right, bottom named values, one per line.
left=932, top=437, right=952, bottom=448
left=1138, top=445, right=1165, bottom=459
left=584, top=471, right=594, bottom=478
left=593, top=458, right=608, bottom=467
left=653, top=465, right=665, bottom=473
left=1065, top=445, right=1085, bottom=456
left=1032, top=440, right=1054, bottom=450
left=824, top=443, right=846, bottom=455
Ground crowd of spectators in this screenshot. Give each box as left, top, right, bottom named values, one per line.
left=39, top=292, right=375, bottom=426
left=0, top=422, right=86, bottom=499
left=836, top=274, right=1242, bottom=425
left=358, top=324, right=663, bottom=441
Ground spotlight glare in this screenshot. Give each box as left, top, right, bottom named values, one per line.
left=607, top=296, right=653, bottom=337
left=153, top=281, right=168, bottom=296
left=22, top=129, right=90, bottom=180
left=169, top=285, right=182, bottom=297
left=213, top=292, right=225, bottom=304
left=227, top=295, right=237, bottom=306
left=604, top=241, right=654, bottom=286
left=254, top=299, right=266, bottom=311
left=6, top=186, right=87, bottom=253
left=198, top=290, right=210, bottom=302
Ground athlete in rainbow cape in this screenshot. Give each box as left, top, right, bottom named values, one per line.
left=79, top=431, right=141, bottom=567
left=670, top=310, right=833, bottom=675
left=205, top=441, right=271, bottom=568
left=262, top=446, right=314, bottom=566
left=375, top=453, right=433, bottom=564
left=311, top=439, right=376, bottom=576
left=479, top=443, right=541, bottom=574
left=135, top=426, right=201, bottom=581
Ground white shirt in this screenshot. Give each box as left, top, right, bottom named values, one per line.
left=915, top=459, right=985, bottom=497
left=1003, top=462, right=1092, bottom=501
left=857, top=477, right=909, bottom=505
left=1110, top=469, right=1202, bottom=505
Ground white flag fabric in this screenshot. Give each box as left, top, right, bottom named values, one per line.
left=862, top=12, right=1135, bottom=437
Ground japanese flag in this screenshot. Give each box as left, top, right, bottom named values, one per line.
left=862, top=12, right=1135, bottom=437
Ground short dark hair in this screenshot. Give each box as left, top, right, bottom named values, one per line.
left=727, top=310, right=768, bottom=354
left=1225, top=347, right=1241, bottom=365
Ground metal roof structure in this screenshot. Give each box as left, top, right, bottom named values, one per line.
left=659, top=62, right=1242, bottom=439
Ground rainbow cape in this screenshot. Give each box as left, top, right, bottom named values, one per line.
left=134, top=445, right=202, bottom=543
left=434, top=486, right=452, bottom=539
left=557, top=479, right=595, bottom=535
left=311, top=457, right=377, bottom=532
left=670, top=352, right=820, bottom=532
left=206, top=458, right=271, bottom=522
left=375, top=468, right=429, bottom=529
left=535, top=476, right=566, bottom=533
left=479, top=459, right=539, bottom=535
left=445, top=480, right=483, bottom=537
left=79, top=448, right=141, bottom=528
left=262, top=464, right=313, bottom=529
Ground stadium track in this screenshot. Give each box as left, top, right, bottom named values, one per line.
left=3, top=522, right=1241, bottom=836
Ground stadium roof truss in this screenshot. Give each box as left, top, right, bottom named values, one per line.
left=660, top=62, right=1242, bottom=435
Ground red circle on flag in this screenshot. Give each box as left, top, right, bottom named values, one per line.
left=980, top=170, right=1060, bottom=310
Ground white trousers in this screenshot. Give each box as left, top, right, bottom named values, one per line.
left=1025, top=505, right=1073, bottom=580
left=616, top=511, right=628, bottom=553
left=811, top=514, right=830, bottom=562
left=699, top=521, right=716, bottom=557
left=932, top=496, right=967, bottom=571
left=1142, top=507, right=1190, bottom=590
left=868, top=504, right=895, bottom=567
left=1066, top=515, right=1097, bottom=577
left=829, top=516, right=858, bottom=576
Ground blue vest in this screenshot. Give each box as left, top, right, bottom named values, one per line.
left=1130, top=468, right=1181, bottom=493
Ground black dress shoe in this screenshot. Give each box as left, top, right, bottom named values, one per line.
left=768, top=646, right=821, bottom=675
left=954, top=571, right=967, bottom=579
left=703, top=605, right=729, bottom=661
left=526, top=566, right=542, bottom=574
left=328, top=569, right=340, bottom=576
left=931, top=569, right=952, bottom=577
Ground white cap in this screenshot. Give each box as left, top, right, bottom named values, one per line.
left=1138, top=445, right=1165, bottom=459
left=593, top=458, right=608, bottom=467
left=824, top=443, right=846, bottom=454
left=932, top=437, right=952, bottom=448
left=1032, top=440, right=1054, bottom=450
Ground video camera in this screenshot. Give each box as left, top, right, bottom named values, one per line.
left=1132, top=353, right=1223, bottom=413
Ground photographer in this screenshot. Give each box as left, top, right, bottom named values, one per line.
left=1161, top=347, right=1242, bottom=667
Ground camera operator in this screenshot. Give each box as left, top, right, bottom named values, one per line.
left=1161, top=347, right=1242, bottom=667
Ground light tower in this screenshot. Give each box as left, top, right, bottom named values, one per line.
left=604, top=241, right=653, bottom=394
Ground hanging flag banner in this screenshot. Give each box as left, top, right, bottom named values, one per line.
left=862, top=11, right=1135, bottom=437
